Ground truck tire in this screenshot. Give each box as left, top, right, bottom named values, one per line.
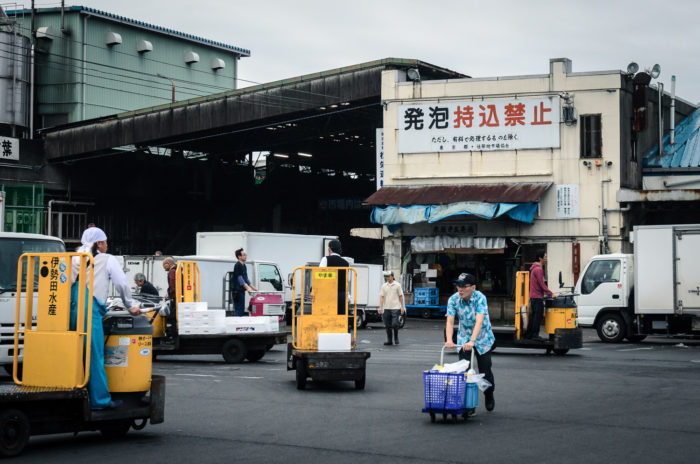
left=296, top=364, right=306, bottom=390
left=553, top=349, right=569, bottom=355
left=222, top=338, right=247, bottom=364
left=245, top=350, right=266, bottom=362
left=596, top=313, right=626, bottom=343
left=0, top=409, right=30, bottom=457
left=99, top=419, right=131, bottom=439
left=355, top=310, right=366, bottom=329
left=421, top=309, right=432, bottom=319
left=355, top=373, right=366, bottom=390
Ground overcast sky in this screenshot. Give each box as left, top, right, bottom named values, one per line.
left=73, top=0, right=700, bottom=104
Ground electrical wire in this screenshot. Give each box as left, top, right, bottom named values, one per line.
left=7, top=20, right=347, bottom=103
left=0, top=37, right=334, bottom=111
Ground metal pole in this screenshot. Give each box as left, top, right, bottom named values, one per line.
left=658, top=82, right=664, bottom=156
left=670, top=75, right=676, bottom=146
left=0, top=191, right=5, bottom=233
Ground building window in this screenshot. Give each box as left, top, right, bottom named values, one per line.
left=580, top=114, right=602, bottom=158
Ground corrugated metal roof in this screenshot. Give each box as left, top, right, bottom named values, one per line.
left=364, top=183, right=552, bottom=205
left=643, top=107, right=700, bottom=169
left=6, top=6, right=250, bottom=56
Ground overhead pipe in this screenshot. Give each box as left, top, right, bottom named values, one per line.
left=670, top=75, right=676, bottom=146
left=658, top=82, right=664, bottom=156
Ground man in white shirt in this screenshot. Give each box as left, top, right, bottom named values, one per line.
left=379, top=271, right=405, bottom=345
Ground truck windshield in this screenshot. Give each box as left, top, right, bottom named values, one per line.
left=0, top=238, right=66, bottom=293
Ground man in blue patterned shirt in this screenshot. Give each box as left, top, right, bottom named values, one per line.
left=444, top=272, right=496, bottom=412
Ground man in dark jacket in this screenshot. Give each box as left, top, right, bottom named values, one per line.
left=526, top=252, right=557, bottom=340
left=319, top=240, right=349, bottom=315
left=134, top=273, right=159, bottom=297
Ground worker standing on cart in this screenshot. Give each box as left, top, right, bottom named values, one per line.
left=232, top=248, right=258, bottom=317
left=71, top=226, right=141, bottom=410
left=319, top=240, right=349, bottom=315
left=444, top=273, right=496, bottom=412
left=526, top=252, right=556, bottom=341
left=378, top=271, right=405, bottom=345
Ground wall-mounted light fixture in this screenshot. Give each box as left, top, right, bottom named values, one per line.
left=406, top=68, right=421, bottom=82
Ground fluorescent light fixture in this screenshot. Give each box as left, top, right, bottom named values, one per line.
left=298, top=152, right=312, bottom=158
left=273, top=153, right=289, bottom=159
left=329, top=104, right=338, bottom=108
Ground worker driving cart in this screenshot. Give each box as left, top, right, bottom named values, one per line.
left=70, top=226, right=141, bottom=410
left=526, top=252, right=556, bottom=341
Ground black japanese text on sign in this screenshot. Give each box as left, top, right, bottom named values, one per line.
left=398, top=97, right=560, bottom=154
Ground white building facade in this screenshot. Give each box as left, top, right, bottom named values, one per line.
left=369, top=58, right=649, bottom=297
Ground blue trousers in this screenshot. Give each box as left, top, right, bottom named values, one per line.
left=233, top=292, right=246, bottom=317
left=69, top=283, right=112, bottom=410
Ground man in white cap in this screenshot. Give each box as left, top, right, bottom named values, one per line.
left=71, top=226, right=140, bottom=410
left=379, top=271, right=405, bottom=345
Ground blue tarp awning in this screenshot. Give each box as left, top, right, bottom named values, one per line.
left=370, top=201, right=539, bottom=226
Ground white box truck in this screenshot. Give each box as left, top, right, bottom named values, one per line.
left=0, top=232, right=66, bottom=371
left=575, top=224, right=700, bottom=342
left=196, top=232, right=337, bottom=304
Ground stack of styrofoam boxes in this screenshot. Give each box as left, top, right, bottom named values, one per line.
left=225, top=316, right=279, bottom=334
left=178, top=302, right=226, bottom=335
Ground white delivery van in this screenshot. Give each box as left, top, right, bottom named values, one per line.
left=575, top=224, right=700, bottom=342
left=0, top=232, right=65, bottom=370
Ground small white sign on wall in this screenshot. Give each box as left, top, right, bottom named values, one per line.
left=556, top=184, right=579, bottom=218
left=0, top=136, right=19, bottom=161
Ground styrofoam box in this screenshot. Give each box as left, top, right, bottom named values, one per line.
left=180, top=311, right=225, bottom=321
left=317, top=333, right=351, bottom=351
left=179, top=327, right=224, bottom=335
left=178, top=302, right=208, bottom=312
left=267, top=317, right=279, bottom=332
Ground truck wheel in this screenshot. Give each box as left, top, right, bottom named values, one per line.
left=222, top=338, right=247, bottom=364
left=296, top=364, right=306, bottom=390
left=245, top=350, right=265, bottom=362
left=596, top=313, right=626, bottom=343
left=355, top=373, right=366, bottom=390
left=421, top=309, right=432, bottom=319
left=99, top=420, right=130, bottom=439
left=0, top=409, right=30, bottom=457
left=626, top=335, right=647, bottom=343
left=355, top=310, right=366, bottom=330
left=398, top=314, right=405, bottom=329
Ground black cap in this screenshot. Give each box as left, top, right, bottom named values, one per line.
left=328, top=239, right=342, bottom=254
left=454, top=272, right=476, bottom=286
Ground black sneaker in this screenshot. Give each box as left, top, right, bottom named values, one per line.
left=485, top=395, right=495, bottom=412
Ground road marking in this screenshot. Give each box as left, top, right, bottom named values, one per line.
left=617, top=347, right=653, bottom=352
left=175, top=373, right=216, bottom=377
left=240, top=376, right=263, bottom=379
left=579, top=347, right=592, bottom=350
left=691, top=360, right=700, bottom=363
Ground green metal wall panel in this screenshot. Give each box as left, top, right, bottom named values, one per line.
left=12, top=10, right=243, bottom=125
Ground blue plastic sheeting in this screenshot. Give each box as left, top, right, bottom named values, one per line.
left=371, top=201, right=538, bottom=225
left=428, top=202, right=498, bottom=222
left=644, top=108, right=700, bottom=169
left=370, top=205, right=429, bottom=225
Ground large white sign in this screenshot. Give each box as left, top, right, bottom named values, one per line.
left=556, top=184, right=579, bottom=218
left=0, top=136, right=19, bottom=161
left=398, top=97, right=560, bottom=153
left=375, top=128, right=384, bottom=190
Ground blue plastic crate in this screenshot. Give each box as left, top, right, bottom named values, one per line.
left=415, top=287, right=439, bottom=299
left=423, top=371, right=467, bottom=410
left=464, top=382, right=479, bottom=408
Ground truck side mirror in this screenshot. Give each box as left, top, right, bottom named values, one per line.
left=558, top=271, right=564, bottom=288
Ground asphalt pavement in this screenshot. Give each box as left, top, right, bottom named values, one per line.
left=12, top=319, right=700, bottom=463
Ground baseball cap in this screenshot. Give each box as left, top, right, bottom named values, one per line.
left=383, top=271, right=394, bottom=277
left=454, top=272, right=476, bottom=286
